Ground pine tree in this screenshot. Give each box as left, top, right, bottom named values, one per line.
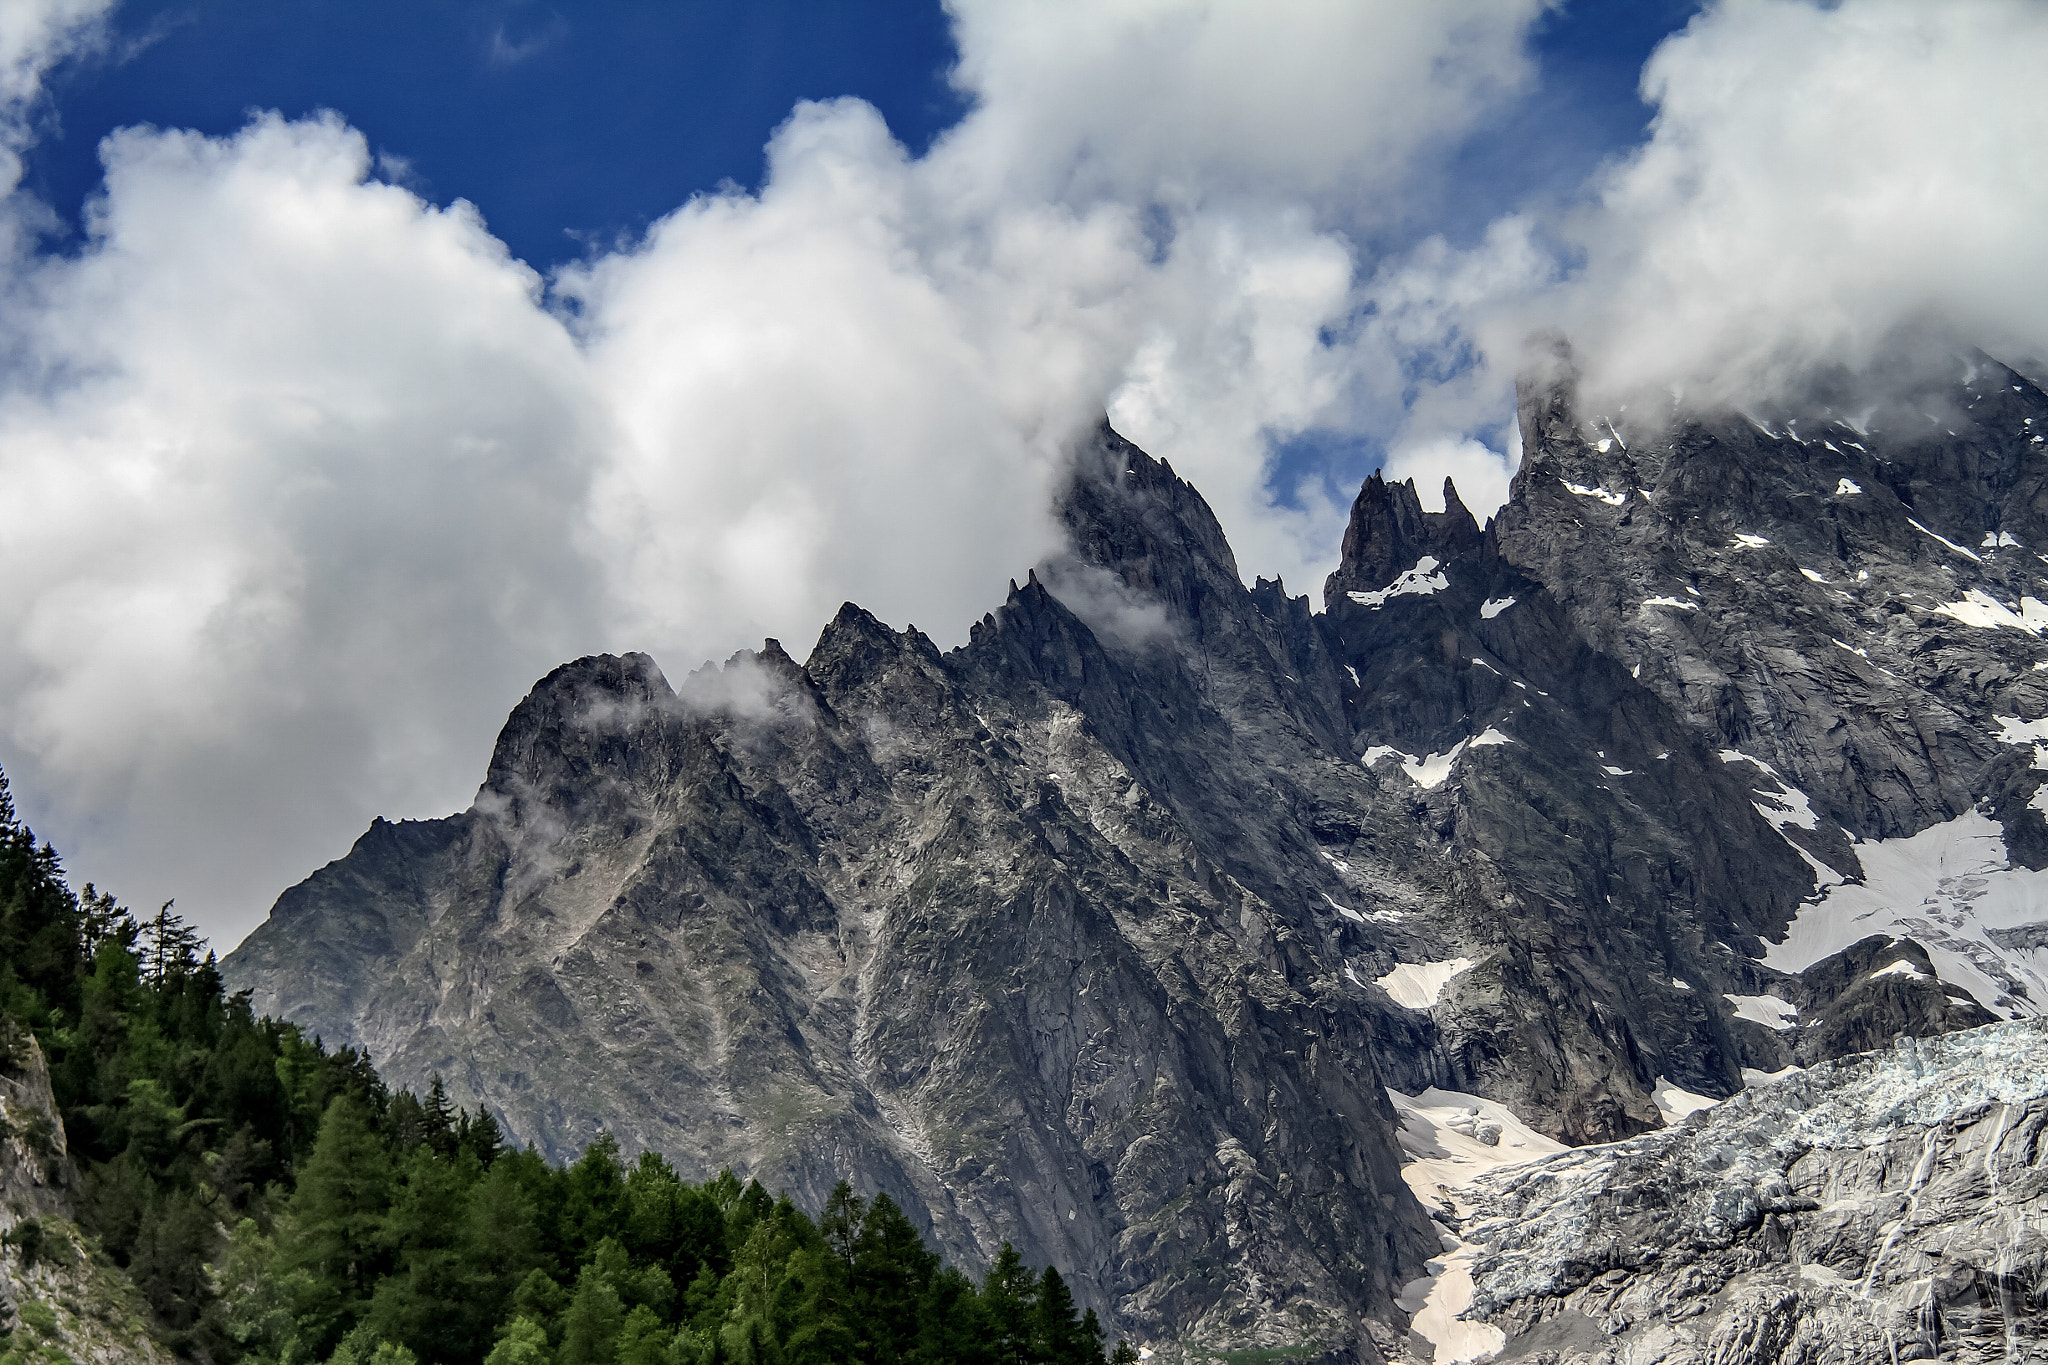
left=852, top=1192, right=937, bottom=1364
left=1034, top=1266, right=1091, bottom=1365
left=559, top=1262, right=628, bottom=1365
left=483, top=1316, right=552, bottom=1365
left=282, top=1093, right=397, bottom=1353
left=982, top=1244, right=1038, bottom=1365
left=459, top=1104, right=504, bottom=1165
left=142, top=899, right=202, bottom=985
left=421, top=1074, right=458, bottom=1157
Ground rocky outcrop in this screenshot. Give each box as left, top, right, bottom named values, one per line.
left=1, top=1022, right=171, bottom=1365
left=0, top=1024, right=72, bottom=1225
left=225, top=357, right=2048, bottom=1355
left=1456, top=1019, right=2048, bottom=1364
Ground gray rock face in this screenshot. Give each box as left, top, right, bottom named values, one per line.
left=1, top=1024, right=176, bottom=1364
left=225, top=356, right=2048, bottom=1356
left=0, top=1023, right=72, bottom=1226
left=1458, top=1019, right=2048, bottom=1364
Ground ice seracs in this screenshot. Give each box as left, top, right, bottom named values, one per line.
left=1764, top=809, right=2048, bottom=1019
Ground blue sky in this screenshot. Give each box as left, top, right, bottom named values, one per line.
left=34, top=0, right=1692, bottom=276
left=3, top=1, right=2039, bottom=948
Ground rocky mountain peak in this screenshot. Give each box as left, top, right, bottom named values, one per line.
left=1323, top=473, right=1484, bottom=609
left=1055, top=419, right=1242, bottom=620
left=483, top=651, right=675, bottom=811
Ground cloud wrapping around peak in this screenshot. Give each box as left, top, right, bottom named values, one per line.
left=0, top=1, right=1549, bottom=947
left=1553, top=0, right=2048, bottom=410
left=0, top=0, right=2040, bottom=951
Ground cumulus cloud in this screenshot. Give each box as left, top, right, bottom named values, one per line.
left=1542, top=0, right=2048, bottom=414
left=0, top=0, right=111, bottom=134
left=0, top=112, right=607, bottom=942
left=940, top=0, right=1542, bottom=213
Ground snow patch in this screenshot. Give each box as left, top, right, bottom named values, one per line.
left=1995, top=716, right=2048, bottom=745
left=1387, top=1087, right=1564, bottom=1365
left=1377, top=958, right=1477, bottom=1009
left=1836, top=478, right=1862, bottom=495
left=1933, top=589, right=2048, bottom=634
left=1562, top=480, right=1627, bottom=506
left=1732, top=533, right=1771, bottom=548
left=1324, top=894, right=1369, bottom=926
left=1672, top=978, right=1691, bottom=990
left=1869, top=958, right=1932, bottom=982
left=1800, top=568, right=1828, bottom=583
left=1741, top=1064, right=1803, bottom=1086
left=1653, top=1076, right=1720, bottom=1126
left=1348, top=556, right=1448, bottom=608
left=1344, top=664, right=1360, bottom=687
left=1370, top=729, right=1512, bottom=789
left=1983, top=531, right=2023, bottom=549
left=1719, top=750, right=1820, bottom=831
left=1479, top=595, right=1516, bottom=619
left=1641, top=596, right=1700, bottom=611
left=1907, top=517, right=1984, bottom=562
left=1724, top=993, right=1799, bottom=1030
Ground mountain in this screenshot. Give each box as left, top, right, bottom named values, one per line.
left=223, top=351, right=2048, bottom=1361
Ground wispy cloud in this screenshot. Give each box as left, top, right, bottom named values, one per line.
left=485, top=14, right=567, bottom=70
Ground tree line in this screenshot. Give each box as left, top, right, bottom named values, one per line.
left=1, top=772, right=1135, bottom=1365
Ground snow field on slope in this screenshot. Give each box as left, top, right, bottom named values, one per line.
left=1932, top=587, right=2048, bottom=634
left=1376, top=958, right=1476, bottom=1009
left=1388, top=1087, right=1568, bottom=1365
left=1360, top=727, right=1515, bottom=790
left=1724, top=993, right=1799, bottom=1029
left=1763, top=808, right=2048, bottom=1019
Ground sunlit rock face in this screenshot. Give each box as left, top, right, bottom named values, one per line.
left=1458, top=1020, right=2048, bottom=1365
left=225, top=353, right=2048, bottom=1359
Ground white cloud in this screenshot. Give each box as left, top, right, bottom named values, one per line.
left=1556, top=0, right=2048, bottom=410
left=0, top=0, right=114, bottom=254
left=1381, top=436, right=1517, bottom=523
left=0, top=113, right=606, bottom=944
left=939, top=0, right=1543, bottom=213
left=0, top=0, right=111, bottom=127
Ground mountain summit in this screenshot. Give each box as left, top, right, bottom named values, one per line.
left=225, top=359, right=2048, bottom=1360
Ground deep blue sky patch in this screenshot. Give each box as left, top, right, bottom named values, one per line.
left=31, top=1, right=968, bottom=271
